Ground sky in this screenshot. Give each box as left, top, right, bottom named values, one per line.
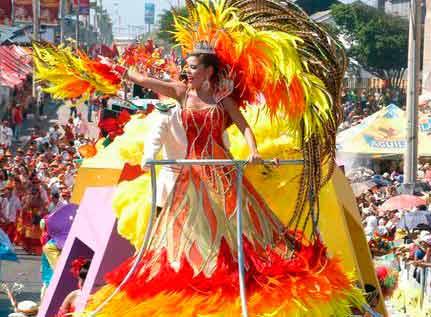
left=102, top=0, right=185, bottom=38
left=102, top=0, right=376, bottom=38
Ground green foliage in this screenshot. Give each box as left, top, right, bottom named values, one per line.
left=156, top=7, right=188, bottom=44
left=295, top=0, right=340, bottom=15
left=331, top=2, right=408, bottom=88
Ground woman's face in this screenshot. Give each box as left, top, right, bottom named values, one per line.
left=186, top=56, right=212, bottom=89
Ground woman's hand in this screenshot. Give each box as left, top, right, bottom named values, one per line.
left=248, top=151, right=263, bottom=164
left=271, top=158, right=280, bottom=167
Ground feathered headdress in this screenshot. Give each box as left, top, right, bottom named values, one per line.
left=376, top=265, right=398, bottom=297
left=33, top=42, right=122, bottom=100
left=121, top=40, right=180, bottom=79
left=70, top=257, right=90, bottom=278
left=173, top=0, right=346, bottom=238
left=33, top=40, right=179, bottom=100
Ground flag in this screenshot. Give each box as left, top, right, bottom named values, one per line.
left=0, top=0, right=12, bottom=25
left=13, top=0, right=33, bottom=23
left=72, top=0, right=89, bottom=15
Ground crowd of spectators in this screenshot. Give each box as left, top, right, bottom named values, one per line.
left=339, top=88, right=407, bottom=131
left=0, top=104, right=92, bottom=256
left=349, top=163, right=431, bottom=267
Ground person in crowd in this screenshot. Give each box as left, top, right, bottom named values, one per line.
left=0, top=182, right=21, bottom=242
left=347, top=104, right=364, bottom=124
left=63, top=117, right=75, bottom=146
left=68, top=98, right=79, bottom=118
left=364, top=215, right=378, bottom=239
left=56, top=258, right=91, bottom=317
left=0, top=120, right=13, bottom=148
left=87, top=98, right=95, bottom=122
left=73, top=113, right=82, bottom=136
left=37, top=85, right=45, bottom=117
left=376, top=218, right=389, bottom=237
left=11, top=104, right=24, bottom=141
left=47, top=192, right=62, bottom=213
left=17, top=181, right=46, bottom=255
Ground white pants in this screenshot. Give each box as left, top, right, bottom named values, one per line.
left=156, top=167, right=180, bottom=207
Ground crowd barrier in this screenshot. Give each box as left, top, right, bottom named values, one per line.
left=390, top=259, right=431, bottom=316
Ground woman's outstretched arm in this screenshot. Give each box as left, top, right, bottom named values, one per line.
left=223, top=97, right=262, bottom=162
left=126, top=69, right=188, bottom=102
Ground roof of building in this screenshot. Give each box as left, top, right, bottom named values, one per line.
left=310, top=9, right=333, bottom=23
left=0, top=25, right=33, bottom=45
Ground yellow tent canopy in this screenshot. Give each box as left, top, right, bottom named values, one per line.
left=337, top=104, right=431, bottom=158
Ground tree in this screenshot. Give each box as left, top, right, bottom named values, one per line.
left=157, top=7, right=188, bottom=45
left=331, top=2, right=408, bottom=89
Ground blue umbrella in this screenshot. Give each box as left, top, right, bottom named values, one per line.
left=0, top=228, right=17, bottom=262
left=371, top=175, right=391, bottom=187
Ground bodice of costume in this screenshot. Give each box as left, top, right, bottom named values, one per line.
left=182, top=105, right=228, bottom=159
left=137, top=102, right=285, bottom=279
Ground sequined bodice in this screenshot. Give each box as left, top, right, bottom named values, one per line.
left=181, top=105, right=228, bottom=159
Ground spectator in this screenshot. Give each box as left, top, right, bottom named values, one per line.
left=376, top=218, right=389, bottom=237
left=63, top=117, right=75, bottom=146
left=347, top=104, right=364, bottom=124
left=0, top=120, right=13, bottom=148
left=0, top=183, right=22, bottom=242
left=87, top=99, right=95, bottom=122
left=68, top=98, right=78, bottom=118
left=364, top=215, right=378, bottom=239
left=11, top=104, right=24, bottom=141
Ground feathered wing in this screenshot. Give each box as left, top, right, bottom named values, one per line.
left=232, top=0, right=347, bottom=235
left=174, top=0, right=346, bottom=237
left=33, top=41, right=122, bottom=99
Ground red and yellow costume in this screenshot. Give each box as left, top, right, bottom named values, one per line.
left=15, top=191, right=45, bottom=255
left=34, top=0, right=365, bottom=315
left=86, top=99, right=363, bottom=316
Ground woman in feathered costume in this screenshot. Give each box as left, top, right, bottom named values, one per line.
left=34, top=0, right=365, bottom=316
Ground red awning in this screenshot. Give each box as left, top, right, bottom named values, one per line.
left=0, top=45, right=32, bottom=88
left=0, top=46, right=31, bottom=76
left=0, top=73, right=20, bottom=88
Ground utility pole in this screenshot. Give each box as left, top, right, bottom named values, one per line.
left=403, top=0, right=423, bottom=193
left=32, top=0, right=40, bottom=98
left=75, top=0, right=80, bottom=48
left=99, top=0, right=103, bottom=43
left=93, top=3, right=98, bottom=44
left=423, top=0, right=431, bottom=92
left=59, top=0, right=65, bottom=44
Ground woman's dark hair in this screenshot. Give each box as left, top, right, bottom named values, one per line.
left=79, top=260, right=91, bottom=281
left=190, top=53, right=220, bottom=83
left=179, top=72, right=188, bottom=82
left=0, top=169, right=7, bottom=181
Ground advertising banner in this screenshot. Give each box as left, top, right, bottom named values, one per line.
left=0, top=0, right=13, bottom=25
left=72, top=0, right=90, bottom=15
left=144, top=2, right=155, bottom=25
left=13, top=0, right=33, bottom=23
left=40, top=0, right=60, bottom=25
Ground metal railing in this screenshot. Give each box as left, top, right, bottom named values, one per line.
left=396, top=258, right=431, bottom=314
left=90, top=159, right=304, bottom=317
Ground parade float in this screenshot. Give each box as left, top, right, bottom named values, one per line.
left=32, top=0, right=385, bottom=316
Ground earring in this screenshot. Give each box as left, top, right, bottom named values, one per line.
left=202, top=78, right=210, bottom=90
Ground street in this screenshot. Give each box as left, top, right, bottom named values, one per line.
left=0, top=249, right=41, bottom=316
